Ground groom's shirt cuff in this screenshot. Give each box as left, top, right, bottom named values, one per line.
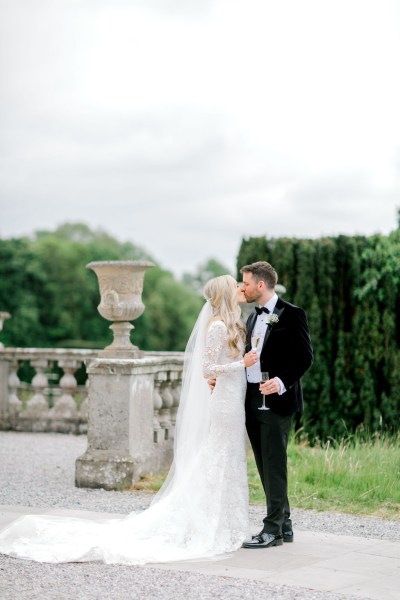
left=275, top=377, right=286, bottom=395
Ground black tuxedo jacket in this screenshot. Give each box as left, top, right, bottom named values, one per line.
left=245, top=297, right=313, bottom=416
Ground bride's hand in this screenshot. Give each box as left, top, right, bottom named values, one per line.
left=208, top=378, right=217, bottom=393
left=243, top=351, right=258, bottom=367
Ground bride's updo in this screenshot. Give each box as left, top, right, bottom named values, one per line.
left=204, top=275, right=245, bottom=357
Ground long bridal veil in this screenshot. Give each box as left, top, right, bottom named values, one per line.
left=149, top=300, right=212, bottom=506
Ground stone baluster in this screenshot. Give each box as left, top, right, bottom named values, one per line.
left=25, top=359, right=49, bottom=416
left=159, top=381, right=173, bottom=440
left=0, top=356, right=10, bottom=421
left=8, top=360, right=22, bottom=416
left=51, top=360, right=79, bottom=418
left=169, top=372, right=181, bottom=432
left=153, top=378, right=163, bottom=443
left=0, top=312, right=11, bottom=349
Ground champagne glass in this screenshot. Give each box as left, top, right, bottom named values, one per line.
left=251, top=335, right=260, bottom=351
left=258, top=371, right=270, bottom=411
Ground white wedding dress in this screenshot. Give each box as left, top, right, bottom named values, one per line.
left=0, top=313, right=250, bottom=564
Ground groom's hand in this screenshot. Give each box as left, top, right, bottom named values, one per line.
left=259, top=378, right=281, bottom=395
left=208, top=378, right=216, bottom=393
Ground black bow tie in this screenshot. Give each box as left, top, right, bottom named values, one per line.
left=255, top=306, right=270, bottom=315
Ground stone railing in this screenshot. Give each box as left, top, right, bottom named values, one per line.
left=0, top=348, right=96, bottom=434
left=0, top=348, right=184, bottom=442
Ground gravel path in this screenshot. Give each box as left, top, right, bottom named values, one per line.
left=0, top=554, right=370, bottom=600
left=0, top=431, right=397, bottom=600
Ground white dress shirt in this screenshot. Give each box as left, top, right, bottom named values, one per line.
left=246, top=293, right=286, bottom=395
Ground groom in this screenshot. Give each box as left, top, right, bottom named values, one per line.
left=240, top=261, right=313, bottom=549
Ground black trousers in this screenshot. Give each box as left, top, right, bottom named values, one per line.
left=245, top=383, right=292, bottom=536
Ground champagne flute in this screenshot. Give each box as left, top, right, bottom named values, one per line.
left=258, top=371, right=270, bottom=411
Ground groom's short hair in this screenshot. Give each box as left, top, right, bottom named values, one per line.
left=240, top=261, right=278, bottom=289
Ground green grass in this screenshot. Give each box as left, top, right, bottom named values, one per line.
left=131, top=433, right=400, bottom=520
left=248, top=433, right=400, bottom=519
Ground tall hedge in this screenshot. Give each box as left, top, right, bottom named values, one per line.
left=237, top=230, right=400, bottom=440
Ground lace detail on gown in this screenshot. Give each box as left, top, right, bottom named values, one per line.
left=0, top=319, right=250, bottom=564
left=203, top=320, right=245, bottom=378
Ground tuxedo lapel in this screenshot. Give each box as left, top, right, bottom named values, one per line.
left=246, top=312, right=258, bottom=349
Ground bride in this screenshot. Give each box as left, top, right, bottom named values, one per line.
left=0, top=275, right=258, bottom=565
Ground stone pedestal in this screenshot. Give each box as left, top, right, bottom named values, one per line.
left=75, top=358, right=156, bottom=491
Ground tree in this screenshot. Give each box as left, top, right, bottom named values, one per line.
left=0, top=238, right=45, bottom=347
left=181, top=258, right=232, bottom=295
left=0, top=224, right=202, bottom=352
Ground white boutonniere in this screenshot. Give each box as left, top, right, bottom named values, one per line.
left=267, top=313, right=279, bottom=325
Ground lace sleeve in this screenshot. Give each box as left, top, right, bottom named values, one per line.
left=203, top=321, right=245, bottom=379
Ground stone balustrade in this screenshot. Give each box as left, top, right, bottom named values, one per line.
left=0, top=348, right=184, bottom=442
left=0, top=348, right=96, bottom=434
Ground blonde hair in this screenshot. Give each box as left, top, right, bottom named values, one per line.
left=203, top=275, right=245, bottom=357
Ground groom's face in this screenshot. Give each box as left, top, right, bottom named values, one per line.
left=241, top=272, right=262, bottom=303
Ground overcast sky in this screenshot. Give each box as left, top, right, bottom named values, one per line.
left=1, top=0, right=399, bottom=277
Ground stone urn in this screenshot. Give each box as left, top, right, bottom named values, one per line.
left=0, top=312, right=11, bottom=349
left=87, top=260, right=155, bottom=357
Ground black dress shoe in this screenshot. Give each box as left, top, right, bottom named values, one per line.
left=283, top=530, right=294, bottom=543
left=251, top=529, right=264, bottom=540
left=242, top=533, right=283, bottom=549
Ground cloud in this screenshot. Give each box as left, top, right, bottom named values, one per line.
left=0, top=0, right=399, bottom=277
